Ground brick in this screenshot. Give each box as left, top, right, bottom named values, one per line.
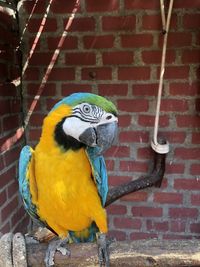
left=118, top=67, right=150, bottom=80
left=125, top=0, right=159, bottom=9
left=192, top=133, right=200, bottom=144
left=0, top=155, right=4, bottom=170
left=28, top=18, right=57, bottom=33
left=62, top=84, right=92, bottom=96
left=118, top=115, right=131, bottom=127
left=132, top=207, right=162, bottom=217
left=29, top=129, right=41, bottom=142
left=118, top=99, right=148, bottom=112
left=0, top=63, right=8, bottom=80
left=190, top=223, right=200, bottom=234
left=29, top=52, right=53, bottom=66
left=7, top=180, right=18, bottom=198
left=47, top=36, right=78, bottom=50
left=175, top=148, right=200, bottom=160
left=11, top=206, right=26, bottom=228
left=24, top=67, right=40, bottom=81
left=3, top=115, right=19, bottom=132
left=196, top=98, right=200, bottom=112
left=154, top=192, right=183, bottom=204
left=169, top=82, right=200, bottom=96
left=120, top=161, right=148, bottom=172
left=0, top=83, right=17, bottom=97
left=114, top=217, right=141, bottom=229
left=13, top=215, right=30, bottom=233
left=196, top=32, right=200, bottom=46
left=132, top=83, right=157, bottom=96
left=191, top=194, right=200, bottom=205
left=108, top=175, right=132, bottom=186
left=163, top=234, right=192, bottom=240
left=174, top=0, right=200, bottom=8
left=105, top=159, right=114, bottom=171
left=137, top=147, right=154, bottom=159
left=159, top=131, right=186, bottom=144
left=83, top=35, right=114, bottom=49
left=85, top=0, right=119, bottom=12
left=98, top=84, right=128, bottom=96
left=130, top=232, right=158, bottom=240
left=142, top=50, right=175, bottom=64
left=0, top=167, right=15, bottom=188
left=143, top=14, right=177, bottom=31
left=170, top=221, right=186, bottom=233
left=102, top=51, right=133, bottom=65
left=121, top=192, right=148, bottom=202
left=176, top=115, right=200, bottom=128
left=108, top=230, right=126, bottom=241
left=4, top=146, right=21, bottom=167
left=48, top=67, right=75, bottom=81
left=121, top=34, right=153, bottom=48
left=105, top=146, right=130, bottom=157
left=182, top=50, right=200, bottom=63
left=174, top=178, right=200, bottom=190
left=169, top=208, right=198, bottom=219
left=159, top=32, right=192, bottom=48
left=119, top=131, right=149, bottom=143
left=1, top=196, right=18, bottom=221
left=102, top=16, right=136, bottom=31
left=24, top=1, right=47, bottom=13
left=160, top=99, right=188, bottom=112
left=138, top=115, right=169, bottom=127
left=183, top=14, right=200, bottom=29
left=166, top=163, right=185, bottom=174
left=0, top=190, right=7, bottom=206
left=65, top=18, right=95, bottom=32
left=27, top=83, right=56, bottom=96
left=146, top=220, right=169, bottom=232
left=158, top=66, right=189, bottom=80
left=0, top=99, right=10, bottom=115
left=190, top=164, right=200, bottom=175
left=82, top=67, right=112, bottom=80
left=10, top=99, right=21, bottom=114
left=51, top=0, right=81, bottom=13
left=44, top=97, right=59, bottom=111
left=65, top=52, right=96, bottom=65
left=29, top=113, right=45, bottom=127
left=107, top=204, right=127, bottom=215
left=0, top=222, right=10, bottom=234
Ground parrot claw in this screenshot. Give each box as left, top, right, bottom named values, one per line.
left=44, top=238, right=70, bottom=267
left=97, top=233, right=111, bottom=267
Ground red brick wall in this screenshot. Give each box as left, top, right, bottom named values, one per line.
left=19, top=0, right=200, bottom=240
left=0, top=6, right=29, bottom=233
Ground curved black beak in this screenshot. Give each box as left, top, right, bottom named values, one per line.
left=79, top=121, right=118, bottom=155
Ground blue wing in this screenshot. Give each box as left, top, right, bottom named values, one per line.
left=18, top=146, right=44, bottom=225
left=86, top=147, right=108, bottom=206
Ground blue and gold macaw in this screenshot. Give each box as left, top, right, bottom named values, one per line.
left=18, top=93, right=118, bottom=266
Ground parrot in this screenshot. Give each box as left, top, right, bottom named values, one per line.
left=18, top=92, right=118, bottom=267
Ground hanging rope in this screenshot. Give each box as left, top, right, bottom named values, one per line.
left=151, top=0, right=174, bottom=154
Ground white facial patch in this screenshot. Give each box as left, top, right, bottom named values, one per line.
left=62, top=117, right=91, bottom=141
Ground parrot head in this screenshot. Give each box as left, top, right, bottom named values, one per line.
left=45, top=93, right=118, bottom=154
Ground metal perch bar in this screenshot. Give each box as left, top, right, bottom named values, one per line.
left=0, top=233, right=200, bottom=267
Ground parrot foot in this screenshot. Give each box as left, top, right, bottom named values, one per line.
left=44, top=237, right=70, bottom=267
left=97, top=233, right=111, bottom=267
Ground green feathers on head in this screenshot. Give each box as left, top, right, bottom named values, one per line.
left=51, top=93, right=118, bottom=116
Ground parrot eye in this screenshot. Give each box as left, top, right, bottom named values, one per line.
left=82, top=104, right=91, bottom=114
